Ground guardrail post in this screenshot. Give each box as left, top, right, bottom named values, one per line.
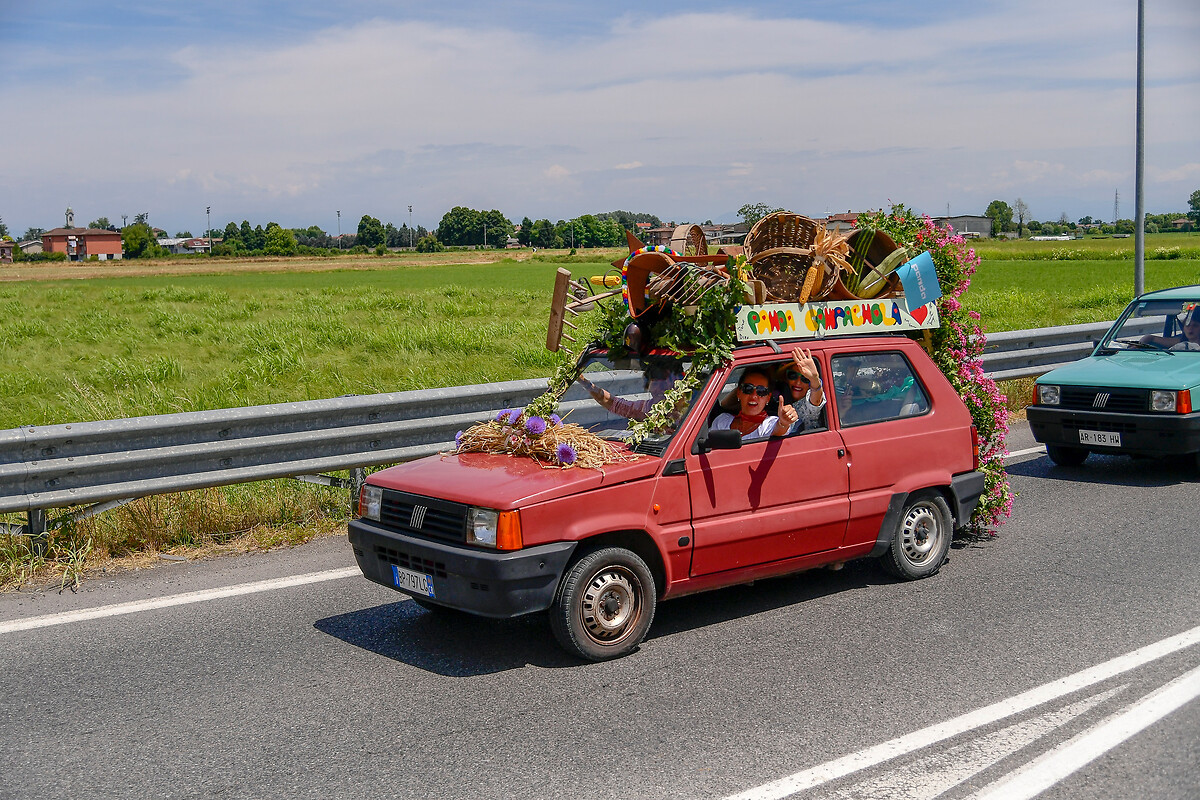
left=349, top=468, right=366, bottom=515
left=26, top=509, right=48, bottom=555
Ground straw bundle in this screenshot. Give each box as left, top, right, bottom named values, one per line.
left=453, top=413, right=635, bottom=470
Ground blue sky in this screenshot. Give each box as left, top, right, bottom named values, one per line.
left=2, top=0, right=1198, bottom=236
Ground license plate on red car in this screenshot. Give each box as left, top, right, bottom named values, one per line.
left=392, top=565, right=434, bottom=597
left=1079, top=430, right=1121, bottom=447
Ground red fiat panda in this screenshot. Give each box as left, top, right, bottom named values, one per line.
left=349, top=335, right=983, bottom=661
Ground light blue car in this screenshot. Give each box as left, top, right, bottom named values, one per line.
left=1028, top=284, right=1200, bottom=467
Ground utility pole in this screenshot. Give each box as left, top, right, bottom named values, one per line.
left=483, top=216, right=487, bottom=249
left=206, top=206, right=212, bottom=256
left=408, top=205, right=413, bottom=248
left=1113, top=189, right=1120, bottom=225
left=337, top=210, right=341, bottom=250
left=1134, top=0, right=1146, bottom=296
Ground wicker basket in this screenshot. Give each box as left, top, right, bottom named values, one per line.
left=743, top=213, right=837, bottom=303
left=669, top=224, right=709, bottom=256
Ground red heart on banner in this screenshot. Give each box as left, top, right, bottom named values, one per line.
left=910, top=305, right=929, bottom=324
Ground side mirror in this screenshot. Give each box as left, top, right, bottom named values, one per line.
left=704, top=429, right=743, bottom=451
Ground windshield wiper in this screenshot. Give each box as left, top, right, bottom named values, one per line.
left=1114, top=338, right=1173, bottom=353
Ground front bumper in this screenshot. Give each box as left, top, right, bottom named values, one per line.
left=348, top=519, right=577, bottom=618
left=1027, top=406, right=1200, bottom=456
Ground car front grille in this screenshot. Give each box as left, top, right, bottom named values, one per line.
left=372, top=544, right=448, bottom=579
left=1060, top=386, right=1149, bottom=413
left=379, top=490, right=468, bottom=543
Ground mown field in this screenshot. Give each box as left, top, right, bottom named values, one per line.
left=2, top=236, right=1198, bottom=587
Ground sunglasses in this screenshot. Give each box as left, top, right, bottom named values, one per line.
left=784, top=370, right=809, bottom=383
left=738, top=383, right=772, bottom=397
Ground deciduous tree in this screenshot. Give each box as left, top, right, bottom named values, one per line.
left=89, top=217, right=112, bottom=230
left=738, top=203, right=784, bottom=225
left=985, top=200, right=1013, bottom=234
left=356, top=215, right=385, bottom=249
left=1189, top=189, right=1200, bottom=224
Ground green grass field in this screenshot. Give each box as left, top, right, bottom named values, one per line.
left=1, top=241, right=1198, bottom=430
left=1, top=237, right=1198, bottom=586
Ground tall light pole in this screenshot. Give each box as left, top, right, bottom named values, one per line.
left=483, top=216, right=487, bottom=249
left=408, top=205, right=413, bottom=248
left=1134, top=0, right=1146, bottom=296
left=206, top=206, right=212, bottom=256
left=337, top=210, right=341, bottom=251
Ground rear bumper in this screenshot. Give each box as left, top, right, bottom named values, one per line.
left=1027, top=406, right=1200, bottom=456
left=348, top=519, right=577, bottom=618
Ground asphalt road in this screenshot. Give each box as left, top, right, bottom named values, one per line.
left=2, top=422, right=1197, bottom=800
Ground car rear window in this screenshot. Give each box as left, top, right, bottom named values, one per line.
left=831, top=352, right=929, bottom=426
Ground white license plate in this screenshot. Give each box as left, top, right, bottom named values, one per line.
left=1079, top=429, right=1121, bottom=447
left=392, top=564, right=435, bottom=597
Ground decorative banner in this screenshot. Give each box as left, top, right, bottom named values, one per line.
left=895, top=251, right=942, bottom=309
left=734, top=296, right=940, bottom=342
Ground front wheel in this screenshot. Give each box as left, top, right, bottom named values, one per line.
left=881, top=492, right=953, bottom=580
left=1046, top=445, right=1089, bottom=466
left=550, top=547, right=656, bottom=661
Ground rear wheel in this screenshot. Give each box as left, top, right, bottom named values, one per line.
left=1046, top=445, right=1089, bottom=466
left=550, top=547, right=656, bottom=661
left=882, top=492, right=952, bottom=580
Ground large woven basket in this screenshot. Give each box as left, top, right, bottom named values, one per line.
left=743, top=213, right=837, bottom=303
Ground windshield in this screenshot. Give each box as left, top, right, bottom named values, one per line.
left=1100, top=298, right=1200, bottom=354
left=564, top=351, right=706, bottom=451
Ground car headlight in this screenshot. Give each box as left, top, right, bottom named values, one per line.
left=1037, top=384, right=1061, bottom=406
left=468, top=507, right=499, bottom=547
left=359, top=485, right=382, bottom=520
left=467, top=507, right=524, bottom=550
left=1151, top=390, right=1177, bottom=412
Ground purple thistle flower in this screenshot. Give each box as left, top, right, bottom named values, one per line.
left=495, top=408, right=514, bottom=424
left=555, top=443, right=577, bottom=465
left=548, top=413, right=562, bottom=427
left=524, top=416, right=547, bottom=435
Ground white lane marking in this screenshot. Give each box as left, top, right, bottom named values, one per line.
left=722, top=623, right=1200, bottom=800
left=1006, top=445, right=1045, bottom=460
left=823, top=686, right=1126, bottom=800
left=971, top=663, right=1200, bottom=800
left=0, top=567, right=362, bottom=635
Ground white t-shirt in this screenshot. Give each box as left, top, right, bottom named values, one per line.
left=711, top=413, right=778, bottom=440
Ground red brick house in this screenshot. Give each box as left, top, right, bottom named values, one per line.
left=42, top=228, right=124, bottom=260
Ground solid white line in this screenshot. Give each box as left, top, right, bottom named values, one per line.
left=722, top=623, right=1200, bottom=800
left=823, top=686, right=1126, bottom=800
left=971, top=664, right=1200, bottom=800
left=1006, top=445, right=1046, bottom=460
left=0, top=566, right=362, bottom=635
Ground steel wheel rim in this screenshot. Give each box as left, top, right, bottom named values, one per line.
left=900, top=503, right=942, bottom=566
left=580, top=566, right=641, bottom=644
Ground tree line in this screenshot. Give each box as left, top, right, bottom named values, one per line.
left=985, top=194, right=1200, bottom=236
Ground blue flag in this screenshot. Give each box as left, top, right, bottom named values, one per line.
left=896, top=251, right=942, bottom=309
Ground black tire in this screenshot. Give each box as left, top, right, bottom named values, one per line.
left=549, top=547, right=656, bottom=661
left=1046, top=445, right=1089, bottom=466
left=881, top=492, right=953, bottom=580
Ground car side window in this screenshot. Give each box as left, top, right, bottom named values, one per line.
left=830, top=352, right=929, bottom=426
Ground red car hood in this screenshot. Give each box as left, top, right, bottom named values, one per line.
left=368, top=450, right=661, bottom=509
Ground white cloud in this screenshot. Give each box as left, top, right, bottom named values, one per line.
left=1, top=1, right=1197, bottom=232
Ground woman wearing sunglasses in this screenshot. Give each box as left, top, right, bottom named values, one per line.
left=777, top=346, right=826, bottom=434
left=711, top=367, right=796, bottom=439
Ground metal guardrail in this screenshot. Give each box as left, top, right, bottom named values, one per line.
left=0, top=320, right=1141, bottom=537
left=979, top=318, right=1157, bottom=381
